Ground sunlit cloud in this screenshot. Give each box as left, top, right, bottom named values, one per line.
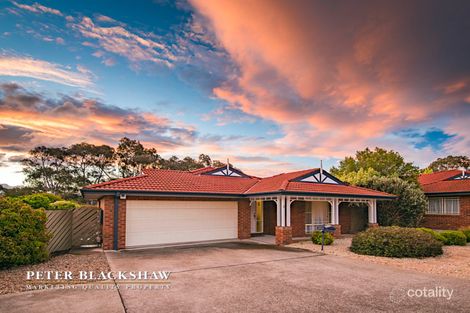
left=0, top=83, right=197, bottom=152
left=0, top=54, right=94, bottom=88
left=189, top=0, right=470, bottom=161
left=11, top=1, right=62, bottom=16
left=70, top=16, right=177, bottom=68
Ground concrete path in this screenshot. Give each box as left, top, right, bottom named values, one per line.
left=106, top=242, right=470, bottom=313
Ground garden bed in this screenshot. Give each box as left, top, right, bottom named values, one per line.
left=0, top=249, right=109, bottom=295
left=290, top=236, right=470, bottom=279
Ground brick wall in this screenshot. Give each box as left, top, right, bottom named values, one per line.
left=291, top=201, right=306, bottom=237
left=237, top=199, right=251, bottom=239
left=101, top=195, right=250, bottom=250
left=421, top=195, right=470, bottom=229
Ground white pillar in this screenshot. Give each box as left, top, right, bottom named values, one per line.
left=280, top=195, right=286, bottom=226
left=276, top=196, right=281, bottom=226
left=331, top=198, right=339, bottom=225
left=368, top=199, right=377, bottom=224
left=286, top=196, right=291, bottom=227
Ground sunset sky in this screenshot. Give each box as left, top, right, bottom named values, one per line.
left=1, top=0, right=469, bottom=185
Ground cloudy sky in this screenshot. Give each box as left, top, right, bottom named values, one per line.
left=1, top=0, right=469, bottom=185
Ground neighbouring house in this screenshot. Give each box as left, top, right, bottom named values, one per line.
left=81, top=166, right=394, bottom=250
left=419, top=170, right=470, bottom=229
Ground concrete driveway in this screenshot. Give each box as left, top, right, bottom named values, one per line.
left=2, top=242, right=469, bottom=313
left=105, top=242, right=469, bottom=313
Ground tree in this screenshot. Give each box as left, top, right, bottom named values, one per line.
left=22, top=146, right=73, bottom=194
left=361, top=177, right=427, bottom=227
left=330, top=147, right=420, bottom=183
left=332, top=147, right=425, bottom=227
left=427, top=155, right=470, bottom=172
left=115, top=137, right=160, bottom=177
left=67, top=142, right=115, bottom=184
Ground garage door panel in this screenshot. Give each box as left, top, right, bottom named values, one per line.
left=126, top=200, right=238, bottom=247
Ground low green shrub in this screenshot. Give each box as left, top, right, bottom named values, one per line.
left=21, top=193, right=62, bottom=209
left=49, top=200, right=78, bottom=210
left=0, top=197, right=50, bottom=268
left=416, top=227, right=446, bottom=243
left=458, top=227, right=470, bottom=242
left=311, top=230, right=334, bottom=245
left=440, top=230, right=467, bottom=246
left=350, top=226, right=443, bottom=258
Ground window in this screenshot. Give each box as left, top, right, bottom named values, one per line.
left=304, top=202, right=331, bottom=233
left=426, top=198, right=460, bottom=215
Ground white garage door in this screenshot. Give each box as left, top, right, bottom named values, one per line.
left=126, top=200, right=238, bottom=247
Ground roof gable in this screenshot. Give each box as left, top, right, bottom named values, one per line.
left=292, top=169, right=343, bottom=185
left=202, top=165, right=250, bottom=178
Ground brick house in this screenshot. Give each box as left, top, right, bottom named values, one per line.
left=419, top=170, right=470, bottom=229
left=81, top=166, right=394, bottom=250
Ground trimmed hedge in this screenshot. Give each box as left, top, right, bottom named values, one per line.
left=350, top=226, right=443, bottom=258
left=459, top=227, right=470, bottom=242
left=416, top=227, right=446, bottom=243
left=20, top=193, right=62, bottom=209
left=311, top=230, right=334, bottom=245
left=0, top=197, right=50, bottom=268
left=49, top=200, right=79, bottom=210
left=440, top=230, right=467, bottom=246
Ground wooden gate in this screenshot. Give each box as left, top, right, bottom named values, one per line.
left=45, top=207, right=101, bottom=253
left=72, top=207, right=101, bottom=247
left=45, top=210, right=73, bottom=253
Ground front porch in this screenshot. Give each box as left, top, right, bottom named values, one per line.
left=249, top=195, right=379, bottom=245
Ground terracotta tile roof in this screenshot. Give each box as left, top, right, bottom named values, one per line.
left=82, top=168, right=395, bottom=198
left=244, top=169, right=393, bottom=198
left=83, top=168, right=259, bottom=195
left=419, top=170, right=470, bottom=194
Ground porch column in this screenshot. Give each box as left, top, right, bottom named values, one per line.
left=368, top=199, right=379, bottom=228
left=275, top=195, right=292, bottom=245
left=286, top=196, right=291, bottom=227
left=331, top=198, right=341, bottom=237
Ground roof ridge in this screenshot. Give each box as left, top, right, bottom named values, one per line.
left=83, top=173, right=148, bottom=189
left=346, top=184, right=394, bottom=196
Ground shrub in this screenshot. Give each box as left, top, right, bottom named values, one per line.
left=359, top=177, right=427, bottom=227
left=458, top=227, right=470, bottom=242
left=440, top=230, right=467, bottom=246
left=0, top=197, right=50, bottom=268
left=416, top=227, right=446, bottom=243
left=21, top=193, right=62, bottom=209
left=311, top=230, right=334, bottom=245
left=350, top=226, right=443, bottom=258
left=49, top=200, right=78, bottom=210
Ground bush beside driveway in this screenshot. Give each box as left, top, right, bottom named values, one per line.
left=291, top=236, right=470, bottom=279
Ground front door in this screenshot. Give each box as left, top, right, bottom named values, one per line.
left=251, top=200, right=264, bottom=233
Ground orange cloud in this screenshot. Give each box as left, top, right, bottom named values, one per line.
left=190, top=0, right=470, bottom=159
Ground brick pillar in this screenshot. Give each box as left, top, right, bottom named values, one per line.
left=275, top=226, right=292, bottom=245
left=100, top=195, right=126, bottom=250
left=332, top=224, right=342, bottom=237
left=101, top=196, right=114, bottom=250
left=238, top=199, right=251, bottom=239
left=117, top=198, right=126, bottom=249
left=368, top=223, right=379, bottom=229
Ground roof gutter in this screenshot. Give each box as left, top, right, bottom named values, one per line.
left=424, top=191, right=470, bottom=197
left=81, top=188, right=396, bottom=200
